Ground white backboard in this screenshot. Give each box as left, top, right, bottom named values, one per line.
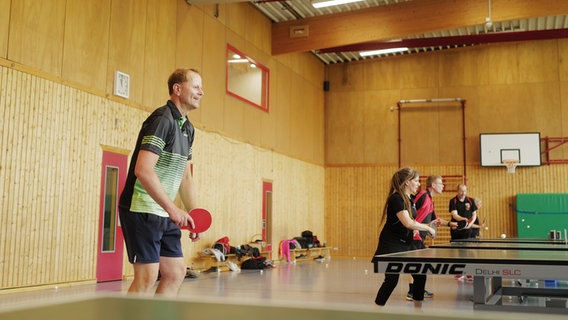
left=479, top=133, right=541, bottom=166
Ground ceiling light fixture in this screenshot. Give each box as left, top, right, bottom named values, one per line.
left=485, top=0, right=493, bottom=28
left=312, top=0, right=365, bottom=9
left=228, top=59, right=249, bottom=63
left=359, top=47, right=409, bottom=57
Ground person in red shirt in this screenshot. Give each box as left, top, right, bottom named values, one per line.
left=405, top=175, right=455, bottom=301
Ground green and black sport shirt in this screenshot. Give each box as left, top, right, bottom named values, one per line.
left=119, top=100, right=195, bottom=217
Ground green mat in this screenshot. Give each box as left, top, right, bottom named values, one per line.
left=516, top=193, right=568, bottom=238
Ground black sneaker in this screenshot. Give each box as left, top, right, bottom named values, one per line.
left=185, top=268, right=200, bottom=278
left=203, top=266, right=218, bottom=273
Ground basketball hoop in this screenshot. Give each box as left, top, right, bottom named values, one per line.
left=502, top=159, right=519, bottom=174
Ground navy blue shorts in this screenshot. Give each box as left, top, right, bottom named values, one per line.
left=119, top=209, right=183, bottom=264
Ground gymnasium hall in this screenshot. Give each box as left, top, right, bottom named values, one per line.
left=1, top=0, right=567, bottom=318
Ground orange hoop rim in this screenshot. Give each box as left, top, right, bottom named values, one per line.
left=502, top=159, right=519, bottom=173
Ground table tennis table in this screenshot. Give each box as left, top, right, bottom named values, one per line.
left=373, top=238, right=568, bottom=314
left=450, top=238, right=568, bottom=245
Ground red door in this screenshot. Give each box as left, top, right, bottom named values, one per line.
left=262, top=180, right=273, bottom=256
left=96, top=151, right=127, bottom=282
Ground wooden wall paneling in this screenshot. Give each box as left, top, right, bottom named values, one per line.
left=0, top=0, right=9, bottom=58
left=304, top=77, right=322, bottom=163
left=324, top=164, right=568, bottom=258
left=223, top=31, right=249, bottom=142
left=107, top=0, right=148, bottom=104
left=222, top=96, right=246, bottom=141
left=44, top=79, right=61, bottom=285
left=311, top=85, right=325, bottom=163
left=7, top=0, right=66, bottom=76
left=38, top=78, right=53, bottom=284
left=201, top=14, right=228, bottom=131
left=20, top=72, right=34, bottom=286
left=523, top=82, right=562, bottom=133
left=362, top=58, right=400, bottom=91
left=6, top=68, right=22, bottom=286
left=362, top=90, right=396, bottom=164
left=273, top=63, right=292, bottom=155
left=562, top=83, right=568, bottom=160
left=242, top=98, right=264, bottom=144
left=324, top=91, right=346, bottom=164
left=242, top=4, right=271, bottom=54
left=399, top=95, right=433, bottom=165
left=141, top=0, right=177, bottom=108
left=487, top=43, right=519, bottom=85
left=438, top=47, right=489, bottom=88
left=439, top=86, right=482, bottom=164
left=517, top=40, right=559, bottom=84
left=58, top=85, right=73, bottom=282
left=560, top=39, right=568, bottom=82
left=62, top=0, right=111, bottom=92
left=398, top=53, right=439, bottom=89
left=175, top=1, right=205, bottom=103
left=9, top=70, right=22, bottom=286
left=338, top=62, right=366, bottom=92
left=437, top=103, right=464, bottom=164
left=397, top=88, right=441, bottom=165
left=325, top=64, right=344, bottom=92
left=258, top=60, right=278, bottom=150
left=330, top=91, right=365, bottom=164
left=225, top=2, right=247, bottom=38
left=290, top=73, right=309, bottom=162
left=300, top=53, right=325, bottom=89
left=0, top=66, right=7, bottom=286
left=179, top=129, right=325, bottom=264
left=200, top=2, right=227, bottom=24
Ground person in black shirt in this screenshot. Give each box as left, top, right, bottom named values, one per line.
left=449, top=184, right=479, bottom=240
left=372, top=167, right=436, bottom=306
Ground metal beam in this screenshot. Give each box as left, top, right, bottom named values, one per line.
left=271, top=0, right=568, bottom=55
left=318, top=28, right=568, bottom=53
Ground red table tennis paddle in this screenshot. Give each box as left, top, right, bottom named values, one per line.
left=181, top=208, right=212, bottom=233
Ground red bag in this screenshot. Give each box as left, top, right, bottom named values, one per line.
left=214, top=236, right=230, bottom=254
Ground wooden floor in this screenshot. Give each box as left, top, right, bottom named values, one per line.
left=0, top=257, right=480, bottom=314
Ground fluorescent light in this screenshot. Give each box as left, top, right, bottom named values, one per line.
left=359, top=47, right=409, bottom=57
left=228, top=59, right=249, bottom=63
left=312, top=0, right=364, bottom=9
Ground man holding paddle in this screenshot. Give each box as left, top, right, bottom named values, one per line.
left=449, top=184, right=479, bottom=240
left=449, top=184, right=480, bottom=281
left=119, top=68, right=204, bottom=296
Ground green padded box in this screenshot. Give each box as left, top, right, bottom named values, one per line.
left=516, top=193, right=568, bottom=238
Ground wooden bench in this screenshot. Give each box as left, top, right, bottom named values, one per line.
left=197, top=251, right=270, bottom=271
left=288, top=247, right=331, bottom=262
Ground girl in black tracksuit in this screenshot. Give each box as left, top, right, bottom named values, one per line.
left=371, top=167, right=436, bottom=306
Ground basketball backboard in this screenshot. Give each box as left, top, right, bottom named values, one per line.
left=479, top=133, right=541, bottom=166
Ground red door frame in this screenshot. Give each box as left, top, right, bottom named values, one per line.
left=262, top=180, right=273, bottom=256
left=96, top=151, right=127, bottom=282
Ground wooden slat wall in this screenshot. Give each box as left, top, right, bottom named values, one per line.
left=1, top=0, right=325, bottom=164
left=182, top=132, right=325, bottom=271
left=0, top=65, right=325, bottom=288
left=0, top=66, right=146, bottom=288
left=325, top=164, right=568, bottom=258
left=324, top=39, right=568, bottom=257
left=1, top=0, right=326, bottom=290
left=326, top=39, right=568, bottom=166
